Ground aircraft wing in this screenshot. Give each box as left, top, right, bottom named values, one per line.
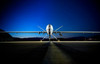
left=0, top=31, right=47, bottom=33
left=53, top=31, right=100, bottom=33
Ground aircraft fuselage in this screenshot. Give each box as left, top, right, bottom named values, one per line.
left=46, top=24, right=53, bottom=35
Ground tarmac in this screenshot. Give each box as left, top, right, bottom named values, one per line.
left=0, top=41, right=100, bottom=64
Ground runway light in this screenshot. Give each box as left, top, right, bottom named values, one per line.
left=58, top=40, right=60, bottom=42
left=40, top=40, right=42, bottom=42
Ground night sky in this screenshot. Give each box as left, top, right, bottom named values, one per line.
left=0, top=0, right=100, bottom=38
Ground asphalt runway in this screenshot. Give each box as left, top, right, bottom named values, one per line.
left=0, top=41, right=100, bottom=64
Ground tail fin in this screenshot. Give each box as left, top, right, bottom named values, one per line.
left=41, top=34, right=47, bottom=41
left=55, top=26, right=63, bottom=31
left=38, top=26, right=45, bottom=31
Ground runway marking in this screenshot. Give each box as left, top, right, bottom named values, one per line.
left=43, top=41, right=72, bottom=64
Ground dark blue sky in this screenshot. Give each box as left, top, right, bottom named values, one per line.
left=0, top=0, right=100, bottom=38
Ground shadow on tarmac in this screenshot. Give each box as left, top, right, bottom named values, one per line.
left=0, top=42, right=50, bottom=64
left=54, top=42, right=100, bottom=64
left=0, top=41, right=100, bottom=64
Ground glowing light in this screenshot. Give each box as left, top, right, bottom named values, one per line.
left=40, top=40, right=42, bottom=42
left=58, top=40, right=60, bottom=42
